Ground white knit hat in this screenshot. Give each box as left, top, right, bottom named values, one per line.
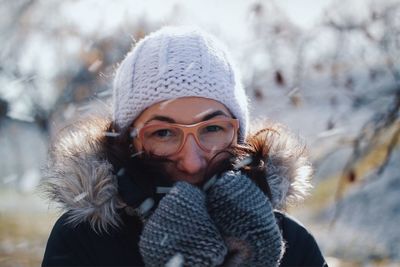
left=113, top=26, right=249, bottom=140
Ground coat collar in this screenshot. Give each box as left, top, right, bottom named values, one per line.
left=41, top=117, right=313, bottom=233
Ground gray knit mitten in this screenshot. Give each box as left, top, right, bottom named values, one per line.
left=207, top=171, right=284, bottom=267
left=139, top=181, right=227, bottom=267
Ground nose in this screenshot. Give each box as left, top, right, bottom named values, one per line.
left=176, top=134, right=207, bottom=176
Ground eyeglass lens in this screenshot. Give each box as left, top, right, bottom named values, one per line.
left=142, top=120, right=235, bottom=156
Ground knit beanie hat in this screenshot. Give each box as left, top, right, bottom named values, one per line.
left=112, top=26, right=249, bottom=140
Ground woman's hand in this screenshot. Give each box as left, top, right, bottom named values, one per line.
left=206, top=171, right=284, bottom=267
left=139, top=181, right=227, bottom=267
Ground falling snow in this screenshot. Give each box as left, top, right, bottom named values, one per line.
left=130, top=128, right=138, bottom=138
left=156, top=186, right=172, bottom=194
left=104, top=132, right=120, bottom=137
left=193, top=109, right=214, bottom=119
left=233, top=157, right=253, bottom=170
left=130, top=151, right=144, bottom=158
left=73, top=192, right=88, bottom=202
left=165, top=253, right=184, bottom=267
left=159, top=99, right=177, bottom=110
left=160, top=234, right=168, bottom=246
left=139, top=198, right=155, bottom=215
left=117, top=168, right=125, bottom=176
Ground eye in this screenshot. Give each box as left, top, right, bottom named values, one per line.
left=152, top=129, right=173, bottom=137
left=205, top=125, right=224, bottom=132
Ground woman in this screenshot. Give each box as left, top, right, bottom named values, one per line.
left=41, top=26, right=327, bottom=266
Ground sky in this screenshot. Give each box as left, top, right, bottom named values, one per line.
left=61, top=0, right=334, bottom=40
left=277, top=0, right=334, bottom=28
left=4, top=0, right=336, bottom=121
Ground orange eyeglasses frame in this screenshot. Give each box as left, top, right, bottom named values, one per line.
left=135, top=118, right=239, bottom=156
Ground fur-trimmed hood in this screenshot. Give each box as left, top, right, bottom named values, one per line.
left=40, top=117, right=313, bottom=233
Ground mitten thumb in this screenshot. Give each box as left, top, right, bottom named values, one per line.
left=140, top=181, right=227, bottom=267
left=207, top=171, right=284, bottom=267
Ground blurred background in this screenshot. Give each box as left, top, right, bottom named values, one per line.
left=0, top=0, right=399, bottom=266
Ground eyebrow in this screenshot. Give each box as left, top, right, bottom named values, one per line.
left=145, top=110, right=230, bottom=124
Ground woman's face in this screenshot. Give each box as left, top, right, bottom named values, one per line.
left=132, top=97, right=236, bottom=185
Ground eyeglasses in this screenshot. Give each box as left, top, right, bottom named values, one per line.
left=135, top=118, right=239, bottom=157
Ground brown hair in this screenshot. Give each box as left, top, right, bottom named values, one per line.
left=102, top=121, right=274, bottom=203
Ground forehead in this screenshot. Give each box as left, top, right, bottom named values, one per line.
left=134, top=97, right=231, bottom=125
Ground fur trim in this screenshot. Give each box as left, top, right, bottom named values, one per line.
left=245, top=123, right=313, bottom=209
left=40, top=117, right=313, bottom=232
left=40, top=117, right=125, bottom=233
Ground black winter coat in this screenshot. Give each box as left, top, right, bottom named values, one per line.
left=43, top=211, right=326, bottom=267
left=41, top=119, right=327, bottom=267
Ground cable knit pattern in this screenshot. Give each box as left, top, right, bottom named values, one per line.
left=113, top=26, right=249, bottom=140
left=207, top=171, right=284, bottom=267
left=139, top=181, right=227, bottom=267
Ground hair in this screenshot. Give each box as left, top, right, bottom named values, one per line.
left=101, top=119, right=274, bottom=206
left=102, top=121, right=172, bottom=206
left=48, top=115, right=274, bottom=211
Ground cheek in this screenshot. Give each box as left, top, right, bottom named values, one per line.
left=206, top=151, right=219, bottom=162
left=233, top=136, right=239, bottom=146
left=132, top=138, right=143, bottom=152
